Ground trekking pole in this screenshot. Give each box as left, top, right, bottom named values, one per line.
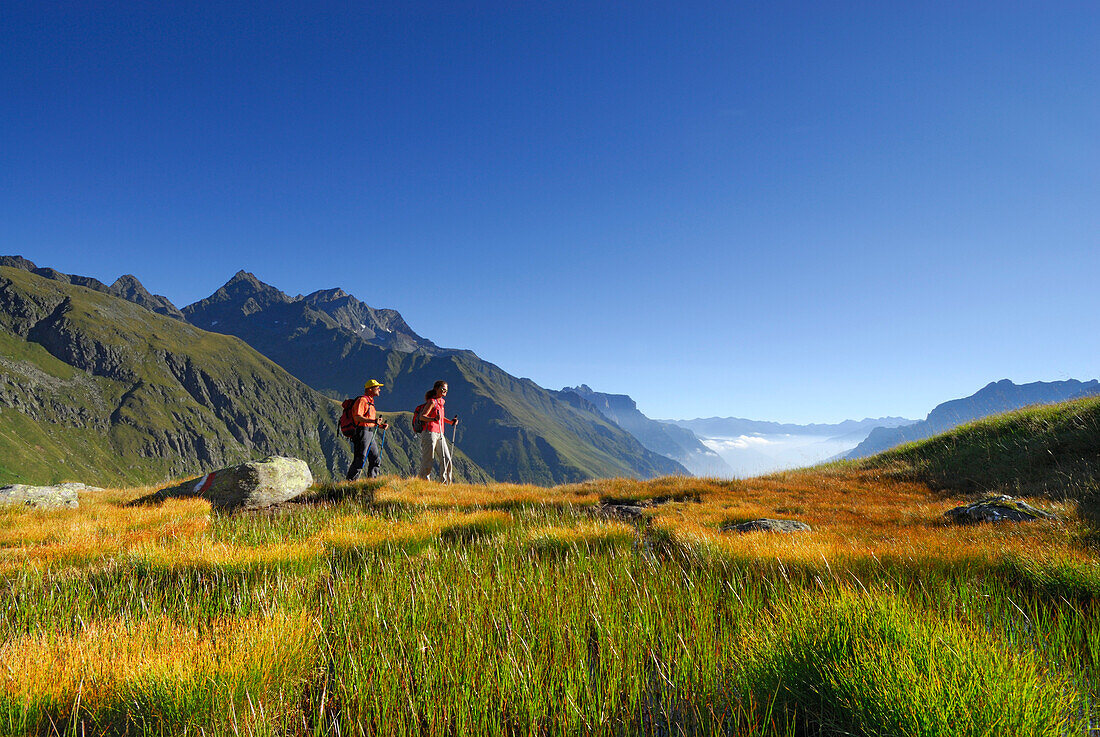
left=378, top=425, right=387, bottom=454
left=451, top=415, right=459, bottom=446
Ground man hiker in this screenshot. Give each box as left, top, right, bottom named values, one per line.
left=419, top=380, right=458, bottom=483
left=345, top=379, right=389, bottom=480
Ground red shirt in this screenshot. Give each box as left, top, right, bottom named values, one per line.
left=422, top=397, right=450, bottom=434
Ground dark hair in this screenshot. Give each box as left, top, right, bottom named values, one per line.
left=425, top=390, right=434, bottom=401
left=433, top=380, right=447, bottom=391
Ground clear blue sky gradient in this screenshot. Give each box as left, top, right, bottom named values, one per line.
left=3, top=2, right=1098, bottom=422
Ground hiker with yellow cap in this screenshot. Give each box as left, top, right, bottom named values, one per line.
left=340, top=379, right=389, bottom=480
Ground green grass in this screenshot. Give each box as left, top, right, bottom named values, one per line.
left=1, top=492, right=1096, bottom=736
left=858, top=394, right=1100, bottom=503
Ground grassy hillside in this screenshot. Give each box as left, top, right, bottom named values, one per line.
left=0, top=267, right=491, bottom=485
left=0, top=463, right=1095, bottom=735
left=853, top=395, right=1100, bottom=518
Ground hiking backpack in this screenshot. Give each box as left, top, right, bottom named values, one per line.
left=412, top=402, right=428, bottom=433
left=339, top=398, right=358, bottom=437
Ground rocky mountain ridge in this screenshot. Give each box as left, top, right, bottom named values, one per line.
left=177, top=272, right=687, bottom=483
left=183, top=270, right=440, bottom=355
left=0, top=256, right=185, bottom=321
left=0, top=266, right=491, bottom=485
left=0, top=257, right=686, bottom=484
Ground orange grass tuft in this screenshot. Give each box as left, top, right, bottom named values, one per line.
left=0, top=611, right=318, bottom=703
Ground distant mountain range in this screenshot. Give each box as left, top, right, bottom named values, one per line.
left=0, top=257, right=684, bottom=485
left=666, top=416, right=916, bottom=440
left=559, top=385, right=734, bottom=477
left=843, top=379, right=1100, bottom=459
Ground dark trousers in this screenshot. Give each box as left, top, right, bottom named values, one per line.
left=345, top=426, right=380, bottom=480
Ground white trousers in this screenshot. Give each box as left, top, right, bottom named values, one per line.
left=419, top=431, right=453, bottom=483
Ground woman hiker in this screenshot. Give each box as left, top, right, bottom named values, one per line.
left=418, top=380, right=459, bottom=483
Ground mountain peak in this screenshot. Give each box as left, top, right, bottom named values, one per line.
left=227, top=270, right=264, bottom=287
left=108, top=275, right=184, bottom=320
left=181, top=271, right=291, bottom=324
left=111, top=273, right=148, bottom=294
left=213, top=271, right=288, bottom=301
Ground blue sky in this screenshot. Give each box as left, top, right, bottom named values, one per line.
left=3, top=2, right=1098, bottom=422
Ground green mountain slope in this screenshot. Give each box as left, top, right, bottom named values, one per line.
left=183, top=272, right=688, bottom=484
left=0, top=267, right=490, bottom=485
left=854, top=394, right=1100, bottom=509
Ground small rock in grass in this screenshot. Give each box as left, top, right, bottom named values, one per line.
left=594, top=503, right=647, bottom=521
left=944, top=495, right=1056, bottom=524
left=722, top=518, right=811, bottom=534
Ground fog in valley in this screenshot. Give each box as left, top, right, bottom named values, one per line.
left=698, top=433, right=861, bottom=478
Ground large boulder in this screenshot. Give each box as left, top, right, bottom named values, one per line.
left=0, top=483, right=82, bottom=509
left=135, top=456, right=313, bottom=512
left=722, top=518, right=812, bottom=534
left=944, top=495, right=1055, bottom=524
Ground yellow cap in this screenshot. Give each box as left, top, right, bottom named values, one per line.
left=364, top=379, right=384, bottom=390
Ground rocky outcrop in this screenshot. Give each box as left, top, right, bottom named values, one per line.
left=134, top=456, right=313, bottom=512
left=944, top=495, right=1056, bottom=524
left=722, top=518, right=812, bottom=533
left=109, top=275, right=185, bottom=320
left=0, top=482, right=100, bottom=509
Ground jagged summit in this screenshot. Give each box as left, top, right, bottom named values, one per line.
left=181, top=271, right=439, bottom=355
left=110, top=275, right=185, bottom=320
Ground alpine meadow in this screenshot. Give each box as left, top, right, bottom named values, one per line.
left=1, top=395, right=1098, bottom=735
left=1, top=258, right=1098, bottom=733
left=4, top=2, right=1100, bottom=735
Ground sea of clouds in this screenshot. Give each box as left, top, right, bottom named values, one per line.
left=699, top=433, right=859, bottom=478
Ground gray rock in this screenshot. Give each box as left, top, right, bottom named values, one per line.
left=944, top=495, right=1055, bottom=524
left=594, top=503, right=647, bottom=521
left=0, top=484, right=80, bottom=509
left=135, top=456, right=313, bottom=512
left=722, top=518, right=812, bottom=533
left=56, top=482, right=104, bottom=492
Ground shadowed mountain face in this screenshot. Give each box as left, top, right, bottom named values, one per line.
left=183, top=271, right=439, bottom=355
left=181, top=273, right=688, bottom=484
left=560, top=385, right=733, bottom=478
left=0, top=266, right=491, bottom=485
left=302, top=288, right=439, bottom=354
left=845, top=379, right=1100, bottom=459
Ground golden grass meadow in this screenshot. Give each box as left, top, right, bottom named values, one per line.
left=1, top=461, right=1097, bottom=736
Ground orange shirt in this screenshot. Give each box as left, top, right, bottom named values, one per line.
left=351, top=395, right=377, bottom=427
